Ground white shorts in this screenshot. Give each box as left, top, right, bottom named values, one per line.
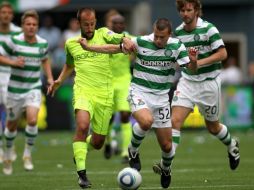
left=128, top=86, right=171, bottom=128
left=171, top=77, right=221, bottom=121
left=6, top=89, right=41, bottom=121
left=0, top=84, right=8, bottom=106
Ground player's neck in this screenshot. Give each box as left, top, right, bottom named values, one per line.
left=25, top=35, right=37, bottom=44
left=184, top=17, right=198, bottom=32
left=0, top=23, right=10, bottom=33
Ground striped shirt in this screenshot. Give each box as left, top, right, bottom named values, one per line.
left=2, top=33, right=48, bottom=99
left=175, top=17, right=225, bottom=81
left=131, top=34, right=190, bottom=95
left=0, top=23, right=21, bottom=85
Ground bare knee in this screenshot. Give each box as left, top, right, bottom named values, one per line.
left=91, top=135, right=105, bottom=149
left=160, top=141, right=172, bottom=152
left=140, top=117, right=153, bottom=130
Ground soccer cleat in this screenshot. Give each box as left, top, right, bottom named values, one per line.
left=128, top=148, right=141, bottom=171
left=23, top=156, right=34, bottom=171
left=153, top=163, right=171, bottom=188
left=104, top=144, right=112, bottom=159
left=3, top=159, right=13, bottom=175
left=77, top=170, right=92, bottom=189
left=228, top=139, right=240, bottom=170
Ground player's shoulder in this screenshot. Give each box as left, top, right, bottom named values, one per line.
left=97, top=27, right=115, bottom=36
left=65, top=35, right=80, bottom=45
left=35, top=34, right=48, bottom=44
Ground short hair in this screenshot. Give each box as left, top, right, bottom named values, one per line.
left=153, top=18, right=172, bottom=34
left=77, top=8, right=96, bottom=22
left=21, top=10, right=39, bottom=24
left=176, top=0, right=202, bottom=17
left=0, top=1, right=13, bottom=10
left=104, top=9, right=119, bottom=24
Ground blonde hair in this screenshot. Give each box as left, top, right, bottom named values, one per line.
left=21, top=10, right=39, bottom=24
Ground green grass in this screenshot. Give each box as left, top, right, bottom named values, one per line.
left=1, top=130, right=254, bottom=190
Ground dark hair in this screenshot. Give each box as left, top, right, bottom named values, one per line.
left=153, top=18, right=172, bottom=33
left=176, top=0, right=202, bottom=17
left=77, top=8, right=95, bottom=21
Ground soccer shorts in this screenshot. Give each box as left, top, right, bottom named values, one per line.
left=128, top=86, right=171, bottom=128
left=73, top=87, right=113, bottom=135
left=113, top=76, right=131, bottom=112
left=171, top=76, right=221, bottom=121
left=6, top=89, right=41, bottom=121
left=0, top=84, right=8, bottom=106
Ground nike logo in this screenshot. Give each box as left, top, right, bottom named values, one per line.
left=142, top=50, right=148, bottom=53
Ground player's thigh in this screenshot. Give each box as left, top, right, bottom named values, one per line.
left=25, top=90, right=41, bottom=123
left=113, top=83, right=130, bottom=112
left=92, top=103, right=113, bottom=135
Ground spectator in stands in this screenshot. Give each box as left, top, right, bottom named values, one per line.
left=62, top=18, right=80, bottom=42
left=220, top=56, right=242, bottom=85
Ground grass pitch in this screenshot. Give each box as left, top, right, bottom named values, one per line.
left=1, top=129, right=254, bottom=190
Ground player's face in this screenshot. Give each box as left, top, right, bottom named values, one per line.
left=22, top=17, right=38, bottom=38
left=153, top=27, right=170, bottom=48
left=112, top=20, right=125, bottom=34
left=179, top=2, right=197, bottom=24
left=0, top=6, right=13, bottom=25
left=79, top=12, right=96, bottom=39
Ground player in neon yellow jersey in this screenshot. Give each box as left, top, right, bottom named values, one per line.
left=103, top=14, right=133, bottom=163
left=47, top=8, right=135, bottom=189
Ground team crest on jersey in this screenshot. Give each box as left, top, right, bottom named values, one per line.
left=164, top=49, right=172, bottom=57
left=194, top=34, right=200, bottom=41
left=39, top=47, right=46, bottom=54
left=107, top=30, right=115, bottom=35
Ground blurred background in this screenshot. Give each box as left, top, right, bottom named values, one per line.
left=5, top=0, right=254, bottom=131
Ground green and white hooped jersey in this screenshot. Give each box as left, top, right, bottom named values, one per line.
left=2, top=33, right=48, bottom=99
left=0, top=23, right=21, bottom=85
left=131, top=34, right=190, bottom=95
left=175, top=17, right=224, bottom=81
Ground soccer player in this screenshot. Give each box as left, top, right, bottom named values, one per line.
left=0, top=1, right=22, bottom=163
left=47, top=8, right=134, bottom=189
left=79, top=18, right=197, bottom=189
left=0, top=10, right=53, bottom=175
left=103, top=14, right=133, bottom=163
left=171, top=0, right=240, bottom=170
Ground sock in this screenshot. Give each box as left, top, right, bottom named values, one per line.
left=161, top=148, right=175, bottom=171
left=23, top=125, right=38, bottom=157
left=172, top=129, right=181, bottom=151
left=216, top=124, right=232, bottom=146
left=73, top=141, right=88, bottom=171
left=121, top=122, right=132, bottom=157
left=4, top=128, right=17, bottom=159
left=86, top=135, right=94, bottom=151
left=129, top=122, right=147, bottom=152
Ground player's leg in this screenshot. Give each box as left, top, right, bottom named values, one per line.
left=153, top=126, right=174, bottom=188
left=0, top=104, right=5, bottom=163
left=23, top=106, right=39, bottom=171
left=200, top=77, right=240, bottom=170
left=73, top=109, right=92, bottom=188
left=103, top=115, right=114, bottom=159
left=171, top=78, right=194, bottom=151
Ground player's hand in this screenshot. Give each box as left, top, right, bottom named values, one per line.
left=13, top=57, right=25, bottom=67
left=122, top=37, right=136, bottom=53
left=188, top=47, right=198, bottom=63
left=47, top=79, right=62, bottom=97
left=78, top=38, right=88, bottom=50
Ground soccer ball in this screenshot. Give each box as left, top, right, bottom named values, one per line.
left=117, top=167, right=142, bottom=190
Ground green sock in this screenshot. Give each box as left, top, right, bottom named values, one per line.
left=121, top=122, right=132, bottom=157
left=73, top=141, right=88, bottom=171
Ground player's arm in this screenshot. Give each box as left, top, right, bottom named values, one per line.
left=186, top=47, right=198, bottom=71
left=197, top=47, right=227, bottom=67
left=78, top=38, right=122, bottom=53
left=42, top=58, right=54, bottom=88
left=0, top=55, right=24, bottom=67
left=47, top=63, right=74, bottom=97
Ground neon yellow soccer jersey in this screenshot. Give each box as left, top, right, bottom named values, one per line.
left=65, top=27, right=124, bottom=105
